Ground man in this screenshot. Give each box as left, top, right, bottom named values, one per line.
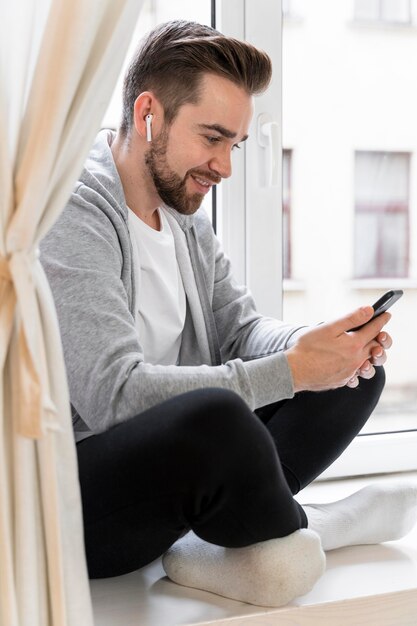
left=40, top=21, right=417, bottom=607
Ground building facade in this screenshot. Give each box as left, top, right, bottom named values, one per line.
left=283, top=0, right=417, bottom=428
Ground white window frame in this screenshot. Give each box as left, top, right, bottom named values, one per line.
left=216, top=0, right=417, bottom=479
left=215, top=0, right=283, bottom=319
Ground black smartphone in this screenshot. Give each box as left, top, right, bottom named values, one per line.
left=349, top=289, right=403, bottom=332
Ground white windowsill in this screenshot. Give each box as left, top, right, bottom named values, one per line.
left=284, top=279, right=417, bottom=292
left=91, top=472, right=417, bottom=626
left=319, top=430, right=417, bottom=480
left=283, top=279, right=307, bottom=291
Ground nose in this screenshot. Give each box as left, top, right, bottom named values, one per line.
left=208, top=147, right=233, bottom=180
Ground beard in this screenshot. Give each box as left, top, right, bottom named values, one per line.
left=144, top=128, right=220, bottom=215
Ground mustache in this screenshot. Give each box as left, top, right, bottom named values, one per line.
left=188, top=169, right=222, bottom=185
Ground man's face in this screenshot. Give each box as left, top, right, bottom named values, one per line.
left=144, top=73, right=253, bottom=215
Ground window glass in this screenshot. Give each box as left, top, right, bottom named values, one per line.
left=354, top=213, right=379, bottom=276
left=283, top=1, right=417, bottom=434
left=354, top=151, right=410, bottom=278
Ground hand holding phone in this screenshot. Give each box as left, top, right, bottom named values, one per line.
left=349, top=289, right=403, bottom=332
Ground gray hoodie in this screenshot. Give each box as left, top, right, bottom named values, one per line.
left=41, top=130, right=300, bottom=442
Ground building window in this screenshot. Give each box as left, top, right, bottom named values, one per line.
left=283, top=149, right=292, bottom=279
left=354, top=151, right=410, bottom=279
left=354, top=0, right=412, bottom=24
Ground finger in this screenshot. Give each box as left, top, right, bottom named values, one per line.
left=357, top=359, right=371, bottom=374
left=376, top=331, right=393, bottom=350
left=358, top=363, right=376, bottom=379
left=370, top=346, right=387, bottom=366
left=347, top=376, right=359, bottom=388
left=356, top=311, right=391, bottom=345
left=331, top=306, right=374, bottom=335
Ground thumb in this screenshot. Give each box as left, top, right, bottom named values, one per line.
left=331, top=306, right=374, bottom=335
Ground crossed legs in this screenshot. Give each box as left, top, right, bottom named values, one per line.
left=76, top=368, right=417, bottom=605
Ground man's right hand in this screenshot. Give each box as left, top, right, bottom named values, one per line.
left=285, top=306, right=391, bottom=393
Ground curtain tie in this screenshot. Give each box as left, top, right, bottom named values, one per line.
left=0, top=254, right=12, bottom=282
left=1, top=251, right=46, bottom=438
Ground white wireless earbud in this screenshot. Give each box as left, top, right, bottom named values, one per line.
left=145, top=114, right=153, bottom=142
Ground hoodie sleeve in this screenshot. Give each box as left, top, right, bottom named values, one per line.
left=192, top=214, right=304, bottom=361
left=40, top=191, right=296, bottom=435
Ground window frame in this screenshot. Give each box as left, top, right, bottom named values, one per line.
left=282, top=0, right=292, bottom=17
left=215, top=0, right=283, bottom=318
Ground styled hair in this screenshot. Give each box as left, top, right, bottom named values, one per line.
left=120, top=20, right=272, bottom=135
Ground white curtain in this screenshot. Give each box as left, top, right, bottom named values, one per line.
left=0, top=1, right=143, bottom=624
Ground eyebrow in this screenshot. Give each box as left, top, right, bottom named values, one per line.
left=198, top=123, right=249, bottom=143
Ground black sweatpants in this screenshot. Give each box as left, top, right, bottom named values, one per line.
left=76, top=367, right=385, bottom=578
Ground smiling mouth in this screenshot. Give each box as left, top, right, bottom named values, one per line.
left=191, top=175, right=212, bottom=188
left=190, top=171, right=221, bottom=192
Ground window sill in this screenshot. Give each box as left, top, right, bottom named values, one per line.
left=319, top=430, right=417, bottom=480
left=91, top=472, right=417, bottom=626
left=348, top=278, right=417, bottom=290
left=284, top=279, right=417, bottom=292
left=348, top=18, right=416, bottom=32
left=283, top=279, right=307, bottom=292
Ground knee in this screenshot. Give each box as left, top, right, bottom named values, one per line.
left=181, top=388, right=253, bottom=433
left=177, top=388, right=270, bottom=466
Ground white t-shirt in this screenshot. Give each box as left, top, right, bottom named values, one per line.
left=128, top=208, right=186, bottom=365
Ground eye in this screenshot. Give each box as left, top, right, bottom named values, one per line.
left=232, top=143, right=241, bottom=151
left=205, top=135, right=222, bottom=144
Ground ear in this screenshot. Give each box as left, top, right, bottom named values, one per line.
left=133, top=92, right=162, bottom=141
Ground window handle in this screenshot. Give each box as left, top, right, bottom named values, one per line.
left=257, top=113, right=280, bottom=187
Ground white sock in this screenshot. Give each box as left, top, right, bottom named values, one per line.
left=304, top=481, right=417, bottom=551
left=162, top=529, right=325, bottom=607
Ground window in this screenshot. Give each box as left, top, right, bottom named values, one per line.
left=354, top=151, right=410, bottom=279
left=283, top=0, right=417, bottom=476
left=282, top=0, right=303, bottom=19
left=354, top=0, right=412, bottom=24
left=283, top=149, right=292, bottom=279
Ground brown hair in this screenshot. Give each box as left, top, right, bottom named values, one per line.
left=120, top=20, right=272, bottom=136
